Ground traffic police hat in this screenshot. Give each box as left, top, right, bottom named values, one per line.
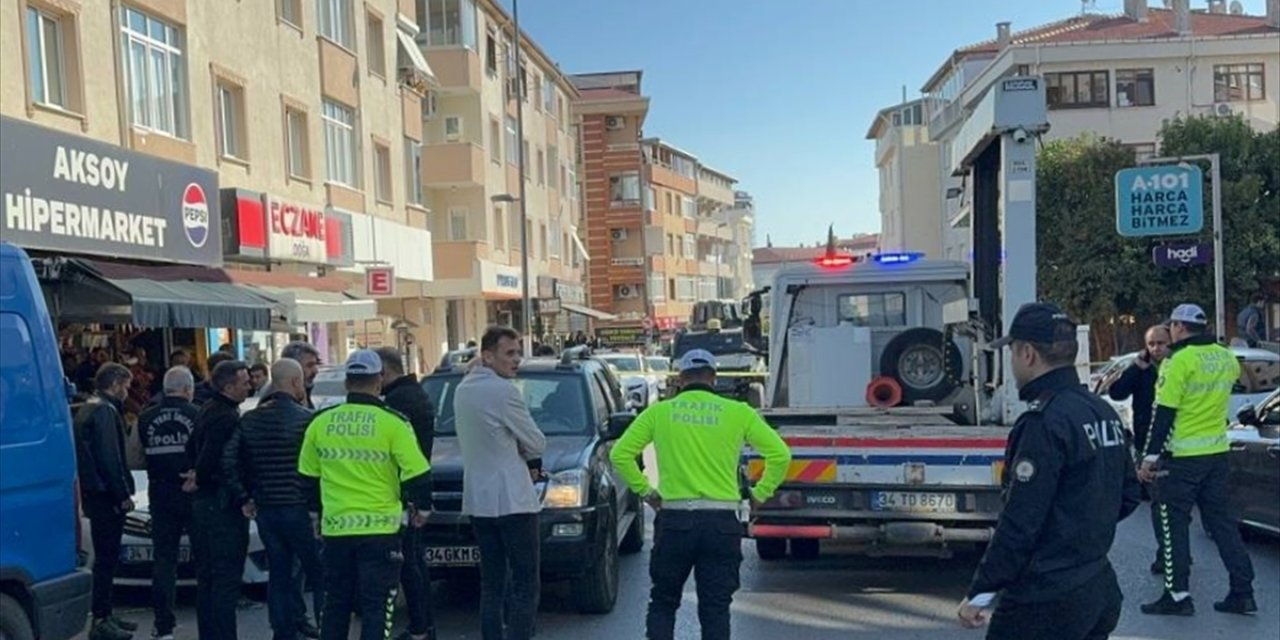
left=345, top=349, right=384, bottom=376
left=988, top=302, right=1076, bottom=350
left=1167, top=303, right=1208, bottom=326
left=676, top=349, right=717, bottom=373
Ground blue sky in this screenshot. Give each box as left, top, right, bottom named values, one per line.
left=512, top=0, right=1268, bottom=247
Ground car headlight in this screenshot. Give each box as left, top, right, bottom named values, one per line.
left=541, top=469, right=589, bottom=509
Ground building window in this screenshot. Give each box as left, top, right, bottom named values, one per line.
left=610, top=172, right=640, bottom=206
left=1044, top=71, right=1109, bottom=109
left=489, top=117, right=501, bottom=164
left=1115, top=69, right=1154, bottom=107
left=120, top=7, right=187, bottom=137
left=676, top=276, right=696, bottom=301
left=285, top=107, right=309, bottom=178
left=643, top=187, right=656, bottom=212
left=504, top=116, right=518, bottom=164
left=26, top=7, right=68, bottom=108
left=449, top=207, right=468, bottom=241
left=509, top=209, right=520, bottom=251
left=1123, top=142, right=1157, bottom=164
left=1214, top=64, right=1265, bottom=102
left=317, top=0, right=353, bottom=48
left=681, top=196, right=696, bottom=218
left=485, top=30, right=498, bottom=74
left=373, top=141, right=392, bottom=202
left=532, top=74, right=543, bottom=111
left=543, top=80, right=556, bottom=114
left=550, top=219, right=562, bottom=258
left=279, top=0, right=302, bottom=27
left=366, top=11, right=386, bottom=77
left=444, top=115, right=462, bottom=141
left=538, top=222, right=548, bottom=258
left=536, top=148, right=545, bottom=185
left=404, top=137, right=423, bottom=205
left=526, top=220, right=536, bottom=258
left=322, top=100, right=357, bottom=187
left=648, top=274, right=666, bottom=303
left=492, top=207, right=505, bottom=249
left=547, top=145, right=558, bottom=189
left=216, top=81, right=246, bottom=159
left=522, top=140, right=530, bottom=179
left=682, top=234, right=696, bottom=259
left=838, top=293, right=907, bottom=327
left=416, top=0, right=477, bottom=49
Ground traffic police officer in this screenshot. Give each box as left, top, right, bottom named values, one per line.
left=958, top=303, right=1142, bottom=639
left=610, top=348, right=792, bottom=640
left=137, top=366, right=200, bottom=640
left=298, top=350, right=433, bottom=640
left=1139, top=303, right=1256, bottom=616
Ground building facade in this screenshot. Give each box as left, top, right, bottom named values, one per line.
left=415, top=0, right=587, bottom=353
left=3, top=0, right=440, bottom=370
left=917, top=1, right=1280, bottom=261
left=865, top=99, right=946, bottom=258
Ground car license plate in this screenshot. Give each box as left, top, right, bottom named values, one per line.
left=426, top=546, right=480, bottom=566
left=870, top=491, right=957, bottom=513
left=120, top=545, right=192, bottom=563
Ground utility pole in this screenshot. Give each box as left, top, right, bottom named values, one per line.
left=513, top=0, right=532, bottom=355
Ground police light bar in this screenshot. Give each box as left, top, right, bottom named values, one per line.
left=814, top=254, right=855, bottom=268
left=872, top=252, right=924, bottom=265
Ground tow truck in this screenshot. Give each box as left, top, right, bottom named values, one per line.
left=741, top=77, right=1075, bottom=559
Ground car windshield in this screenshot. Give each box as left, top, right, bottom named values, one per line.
left=674, top=331, right=747, bottom=356
left=601, top=355, right=642, bottom=372
left=311, top=371, right=347, bottom=398
left=647, top=358, right=670, bottom=372
left=423, top=372, right=590, bottom=436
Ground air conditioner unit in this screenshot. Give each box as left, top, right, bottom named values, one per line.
left=616, top=284, right=640, bottom=299
left=605, top=116, right=624, bottom=131
left=610, top=228, right=628, bottom=242
left=1212, top=103, right=1234, bottom=117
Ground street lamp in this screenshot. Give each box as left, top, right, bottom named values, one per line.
left=492, top=193, right=533, bottom=354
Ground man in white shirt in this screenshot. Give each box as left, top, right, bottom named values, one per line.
left=454, top=326, right=547, bottom=640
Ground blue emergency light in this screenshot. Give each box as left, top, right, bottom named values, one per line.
left=872, top=252, right=924, bottom=265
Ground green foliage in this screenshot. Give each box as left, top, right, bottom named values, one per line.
left=1036, top=115, right=1279, bottom=335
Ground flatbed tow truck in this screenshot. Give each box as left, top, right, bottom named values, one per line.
left=741, top=76, right=1078, bottom=560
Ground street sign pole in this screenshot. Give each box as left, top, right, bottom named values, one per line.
left=1139, top=153, right=1225, bottom=341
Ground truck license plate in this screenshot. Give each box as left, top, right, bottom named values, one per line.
left=426, top=546, right=481, bottom=566
left=120, top=545, right=191, bottom=563
left=870, top=491, right=957, bottom=513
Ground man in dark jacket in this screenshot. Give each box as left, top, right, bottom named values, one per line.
left=958, top=304, right=1142, bottom=639
left=1108, top=324, right=1171, bottom=573
left=137, top=366, right=200, bottom=640
left=376, top=347, right=437, bottom=640
left=226, top=358, right=324, bottom=640
left=192, top=351, right=235, bottom=407
left=185, top=360, right=252, bottom=640
left=282, top=341, right=323, bottom=409
left=75, top=363, right=138, bottom=640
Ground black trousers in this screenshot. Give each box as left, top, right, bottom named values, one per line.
left=257, top=505, right=325, bottom=640
left=191, top=496, right=249, bottom=640
left=399, top=525, right=435, bottom=637
left=1153, top=453, right=1254, bottom=595
left=646, top=510, right=743, bottom=640
left=84, top=495, right=126, bottom=621
left=472, top=513, right=541, bottom=640
left=986, top=563, right=1122, bottom=640
left=149, top=490, right=193, bottom=635
left=320, top=534, right=403, bottom=640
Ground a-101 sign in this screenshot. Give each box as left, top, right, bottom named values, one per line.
left=1114, top=165, right=1204, bottom=237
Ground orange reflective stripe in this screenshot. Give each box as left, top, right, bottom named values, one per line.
left=747, top=459, right=835, bottom=483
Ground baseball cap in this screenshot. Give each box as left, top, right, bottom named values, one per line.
left=676, top=349, right=717, bottom=372
left=345, top=349, right=383, bottom=376
left=1168, top=303, right=1208, bottom=325
left=988, top=302, right=1076, bottom=350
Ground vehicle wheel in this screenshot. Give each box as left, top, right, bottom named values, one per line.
left=745, top=383, right=765, bottom=409
left=880, top=328, right=963, bottom=404
left=755, top=537, right=787, bottom=561
left=0, top=594, right=35, bottom=640
left=571, top=511, right=620, bottom=614
left=619, top=496, right=645, bottom=554
left=789, top=538, right=820, bottom=560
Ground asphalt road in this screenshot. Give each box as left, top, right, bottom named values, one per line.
left=103, top=502, right=1279, bottom=640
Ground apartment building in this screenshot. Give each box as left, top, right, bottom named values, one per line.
left=865, top=99, right=946, bottom=258
left=415, top=0, right=588, bottom=350
left=3, top=0, right=439, bottom=369
left=918, top=0, right=1280, bottom=260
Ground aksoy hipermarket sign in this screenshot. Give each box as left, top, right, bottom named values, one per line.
left=0, top=116, right=221, bottom=265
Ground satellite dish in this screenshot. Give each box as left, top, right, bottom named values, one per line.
left=1229, top=0, right=1244, bottom=14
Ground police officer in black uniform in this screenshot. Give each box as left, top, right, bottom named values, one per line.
left=958, top=303, right=1142, bottom=640
left=137, top=366, right=201, bottom=640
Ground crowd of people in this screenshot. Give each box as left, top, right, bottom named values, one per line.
left=69, top=296, right=1264, bottom=640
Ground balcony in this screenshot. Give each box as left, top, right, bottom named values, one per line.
left=423, top=48, right=482, bottom=94
left=423, top=142, right=485, bottom=187
left=610, top=257, right=645, bottom=267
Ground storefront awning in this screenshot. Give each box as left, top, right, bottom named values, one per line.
left=251, top=286, right=377, bottom=324
left=561, top=302, right=617, bottom=321
left=396, top=28, right=436, bottom=83
left=571, top=232, right=591, bottom=262
left=48, top=260, right=277, bottom=330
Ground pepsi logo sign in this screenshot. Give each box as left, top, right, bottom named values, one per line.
left=182, top=183, right=210, bottom=248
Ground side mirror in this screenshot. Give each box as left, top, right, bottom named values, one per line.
left=1235, top=405, right=1260, bottom=427
left=602, top=412, right=634, bottom=441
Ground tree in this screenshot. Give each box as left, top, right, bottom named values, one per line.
left=1036, top=116, right=1279, bottom=355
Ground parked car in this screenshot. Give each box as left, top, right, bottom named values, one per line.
left=597, top=351, right=661, bottom=408
left=1093, top=346, right=1280, bottom=430
left=79, top=471, right=270, bottom=587
left=420, top=347, right=642, bottom=614
left=646, top=356, right=671, bottom=396
left=1229, top=388, right=1280, bottom=537
left=0, top=243, right=93, bottom=640
left=309, top=365, right=348, bottom=410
